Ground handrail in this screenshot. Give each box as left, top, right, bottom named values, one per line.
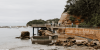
left=32, top=24, right=67, bottom=27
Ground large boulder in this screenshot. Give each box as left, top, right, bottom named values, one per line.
left=56, top=28, right=65, bottom=34
left=76, top=40, right=88, bottom=46
left=89, top=39, right=99, bottom=47
left=38, top=30, right=53, bottom=36
left=55, top=40, right=63, bottom=46
left=20, top=31, right=30, bottom=39
left=63, top=39, right=76, bottom=46
left=38, top=30, right=45, bottom=36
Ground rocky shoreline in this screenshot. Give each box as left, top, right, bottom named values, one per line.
left=16, top=29, right=100, bottom=50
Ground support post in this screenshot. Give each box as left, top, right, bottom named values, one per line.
left=51, top=27, right=53, bottom=33
left=53, top=29, right=55, bottom=33
left=33, top=27, right=34, bottom=36
left=76, top=25, right=78, bottom=28
left=37, top=27, right=39, bottom=36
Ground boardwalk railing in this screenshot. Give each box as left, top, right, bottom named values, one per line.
left=32, top=24, right=47, bottom=27
left=31, top=24, right=68, bottom=27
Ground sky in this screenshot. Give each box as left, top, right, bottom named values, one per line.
left=0, top=0, right=67, bottom=26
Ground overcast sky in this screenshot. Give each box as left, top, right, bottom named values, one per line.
left=0, top=0, right=67, bottom=26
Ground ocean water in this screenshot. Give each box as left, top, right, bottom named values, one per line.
left=0, top=27, right=64, bottom=50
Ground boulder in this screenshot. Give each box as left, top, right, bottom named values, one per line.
left=81, top=41, right=88, bottom=45
left=48, top=43, right=55, bottom=46
left=85, top=42, right=91, bottom=46
left=89, top=40, right=100, bottom=47
left=71, top=39, right=76, bottom=43
left=67, top=37, right=75, bottom=39
left=56, top=28, right=65, bottom=34
left=20, top=31, right=30, bottom=39
left=76, top=42, right=84, bottom=46
left=63, top=43, right=67, bottom=46
left=91, top=39, right=99, bottom=46
left=75, top=40, right=88, bottom=46
left=65, top=42, right=74, bottom=47
left=94, top=46, right=100, bottom=49
left=15, top=37, right=20, bottom=38
left=55, top=40, right=63, bottom=46
left=38, top=30, right=53, bottom=36
left=38, top=30, right=44, bottom=36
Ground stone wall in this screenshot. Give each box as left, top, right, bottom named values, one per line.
left=65, top=28, right=100, bottom=42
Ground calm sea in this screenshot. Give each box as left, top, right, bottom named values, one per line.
left=0, top=27, right=64, bottom=50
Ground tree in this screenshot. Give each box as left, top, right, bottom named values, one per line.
left=64, top=0, right=100, bottom=26
left=27, top=18, right=60, bottom=26
left=46, top=18, right=59, bottom=24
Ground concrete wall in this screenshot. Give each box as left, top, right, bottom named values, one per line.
left=65, top=28, right=100, bottom=42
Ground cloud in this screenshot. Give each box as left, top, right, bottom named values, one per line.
left=0, top=0, right=67, bottom=26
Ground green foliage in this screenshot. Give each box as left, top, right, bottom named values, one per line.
left=69, top=16, right=76, bottom=22
left=46, top=18, right=59, bottom=24
left=89, top=13, right=100, bottom=26
left=27, top=18, right=60, bottom=26
left=64, top=0, right=100, bottom=26
left=27, top=19, right=46, bottom=26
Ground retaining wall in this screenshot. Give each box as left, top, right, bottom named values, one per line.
left=65, top=28, right=100, bottom=42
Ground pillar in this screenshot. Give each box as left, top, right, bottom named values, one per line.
left=76, top=25, right=78, bottom=28
left=53, top=29, right=55, bottom=33
left=51, top=27, right=53, bottom=33
left=52, top=21, right=54, bottom=27
left=33, top=27, right=34, bottom=36
left=37, top=27, right=39, bottom=36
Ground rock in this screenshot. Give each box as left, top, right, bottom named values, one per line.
left=85, top=43, right=91, bottom=46
left=67, top=37, right=75, bottom=39
left=21, top=31, right=30, bottom=39
left=51, top=35, right=58, bottom=39
left=38, top=30, right=53, bottom=36
left=63, top=43, right=67, bottom=46
left=55, top=40, right=63, bottom=46
left=75, top=40, right=88, bottom=46
left=48, top=43, right=55, bottom=46
left=56, top=28, right=65, bottom=34
left=81, top=41, right=87, bottom=45
left=38, top=30, right=44, bottom=36
left=94, top=46, right=99, bottom=49
left=76, top=42, right=83, bottom=46
left=64, top=41, right=68, bottom=43
left=91, top=39, right=99, bottom=46
left=94, top=46, right=100, bottom=49
left=71, top=39, right=76, bottom=43
left=38, top=30, right=42, bottom=35
left=15, top=37, right=20, bottom=38
left=66, top=42, right=74, bottom=47
left=90, top=42, right=97, bottom=47
left=76, top=40, right=88, bottom=46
